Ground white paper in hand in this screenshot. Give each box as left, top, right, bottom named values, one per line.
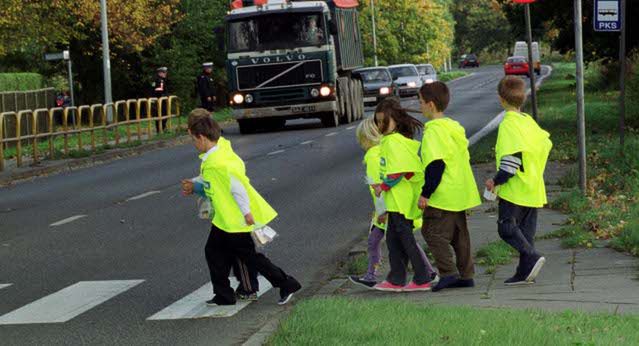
left=374, top=196, right=386, bottom=216
left=252, top=225, right=278, bottom=247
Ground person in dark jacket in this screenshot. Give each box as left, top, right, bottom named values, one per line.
left=197, top=62, right=217, bottom=112
left=151, top=67, right=169, bottom=133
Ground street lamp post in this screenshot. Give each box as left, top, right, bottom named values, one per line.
left=370, top=0, right=378, bottom=67
left=100, top=0, right=114, bottom=123
left=574, top=0, right=587, bottom=192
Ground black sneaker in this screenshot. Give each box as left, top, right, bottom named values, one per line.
left=348, top=276, right=376, bottom=289
left=525, top=256, right=546, bottom=282
left=278, top=279, right=302, bottom=305
left=504, top=275, right=531, bottom=286
left=432, top=275, right=459, bottom=292
left=452, top=278, right=475, bottom=288
left=206, top=298, right=236, bottom=306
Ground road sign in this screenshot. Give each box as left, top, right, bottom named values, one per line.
left=44, top=52, right=65, bottom=61
left=594, top=0, right=621, bottom=32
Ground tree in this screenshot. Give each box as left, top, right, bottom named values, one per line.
left=452, top=0, right=512, bottom=56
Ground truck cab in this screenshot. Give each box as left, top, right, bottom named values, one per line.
left=225, top=0, right=364, bottom=134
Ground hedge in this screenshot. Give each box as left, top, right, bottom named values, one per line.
left=0, top=73, right=45, bottom=92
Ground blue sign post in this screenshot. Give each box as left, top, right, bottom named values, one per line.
left=594, top=0, right=621, bottom=32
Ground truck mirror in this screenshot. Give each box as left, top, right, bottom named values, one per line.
left=329, top=20, right=338, bottom=36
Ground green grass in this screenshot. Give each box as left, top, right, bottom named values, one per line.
left=269, top=297, right=639, bottom=345
left=439, top=71, right=469, bottom=83
left=345, top=253, right=369, bottom=276
left=0, top=73, right=44, bottom=91
left=475, top=240, right=518, bottom=273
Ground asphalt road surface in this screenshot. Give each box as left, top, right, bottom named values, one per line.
left=0, top=65, right=543, bottom=345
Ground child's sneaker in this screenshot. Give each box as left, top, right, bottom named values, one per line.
left=402, top=281, right=432, bottom=292
left=278, top=279, right=302, bottom=305
left=525, top=256, right=546, bottom=282
left=373, top=281, right=404, bottom=292
left=432, top=275, right=459, bottom=292
left=504, top=275, right=532, bottom=286
left=348, top=276, right=376, bottom=289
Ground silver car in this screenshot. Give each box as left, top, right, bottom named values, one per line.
left=416, top=64, right=438, bottom=84
left=388, top=64, right=422, bottom=97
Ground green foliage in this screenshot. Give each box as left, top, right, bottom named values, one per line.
left=475, top=240, right=518, bottom=273
left=270, top=297, right=639, bottom=345
left=345, top=253, right=368, bottom=276
left=452, top=0, right=512, bottom=56
left=0, top=73, right=44, bottom=91
left=438, top=71, right=468, bottom=82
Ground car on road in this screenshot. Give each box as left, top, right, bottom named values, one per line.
left=459, top=53, right=480, bottom=68
left=504, top=56, right=530, bottom=77
left=388, top=64, right=422, bottom=97
left=353, top=67, right=394, bottom=106
left=416, top=64, right=438, bottom=84
left=514, top=41, right=541, bottom=75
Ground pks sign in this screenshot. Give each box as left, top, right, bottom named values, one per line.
left=594, top=0, right=621, bottom=32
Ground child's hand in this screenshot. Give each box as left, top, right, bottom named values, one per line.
left=485, top=179, right=495, bottom=192
left=418, top=196, right=429, bottom=210
left=373, top=184, right=383, bottom=197
left=181, top=179, right=194, bottom=195
left=377, top=213, right=387, bottom=224
left=244, top=213, right=255, bottom=226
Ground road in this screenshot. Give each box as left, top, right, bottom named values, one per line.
left=0, top=65, right=530, bottom=345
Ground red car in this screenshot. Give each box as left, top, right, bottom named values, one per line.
left=504, top=56, right=530, bottom=77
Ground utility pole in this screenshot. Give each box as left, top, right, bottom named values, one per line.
left=574, top=0, right=587, bottom=192
left=618, top=0, right=626, bottom=149
left=370, top=0, right=378, bottom=67
left=524, top=4, right=538, bottom=120
left=100, top=0, right=114, bottom=123
left=64, top=50, right=75, bottom=109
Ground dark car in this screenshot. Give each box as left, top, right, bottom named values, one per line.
left=459, top=54, right=480, bottom=68
left=353, top=67, right=394, bottom=106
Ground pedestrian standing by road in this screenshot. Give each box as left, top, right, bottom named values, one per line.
left=181, top=109, right=301, bottom=306
left=197, top=62, right=217, bottom=112
left=349, top=118, right=436, bottom=289
left=417, top=82, right=481, bottom=292
left=372, top=98, right=435, bottom=292
left=485, top=76, right=552, bottom=286
left=151, top=66, right=169, bottom=133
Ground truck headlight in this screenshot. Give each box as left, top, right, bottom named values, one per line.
left=311, top=88, right=320, bottom=97
left=320, top=86, right=331, bottom=97
left=407, top=81, right=417, bottom=88
left=245, top=94, right=254, bottom=104
left=233, top=93, right=244, bottom=104
left=379, top=87, right=390, bottom=95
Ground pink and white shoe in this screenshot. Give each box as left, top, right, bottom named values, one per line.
left=373, top=281, right=404, bottom=292
left=403, top=281, right=432, bottom=292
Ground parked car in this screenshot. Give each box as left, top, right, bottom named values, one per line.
left=416, top=64, right=438, bottom=84
left=388, top=64, right=422, bottom=97
left=504, top=56, right=530, bottom=77
left=459, top=53, right=479, bottom=68
left=353, top=67, right=395, bottom=106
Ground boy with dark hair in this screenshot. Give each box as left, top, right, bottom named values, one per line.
left=485, top=76, right=553, bottom=286
left=417, top=82, right=481, bottom=292
left=182, top=109, right=301, bottom=305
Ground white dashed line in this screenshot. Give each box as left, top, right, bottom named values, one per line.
left=126, top=190, right=161, bottom=202
left=0, top=284, right=12, bottom=290
left=300, top=140, right=314, bottom=145
left=325, top=132, right=338, bottom=137
left=346, top=126, right=356, bottom=130
left=267, top=150, right=285, bottom=156
left=50, top=215, right=87, bottom=227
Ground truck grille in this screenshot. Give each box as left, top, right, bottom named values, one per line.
left=256, top=88, right=307, bottom=104
left=237, top=60, right=323, bottom=90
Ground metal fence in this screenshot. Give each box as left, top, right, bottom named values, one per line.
left=0, top=96, right=181, bottom=172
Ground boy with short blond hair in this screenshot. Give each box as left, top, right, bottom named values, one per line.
left=485, top=76, right=553, bottom=286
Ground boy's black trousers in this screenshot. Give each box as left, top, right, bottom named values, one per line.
left=204, top=224, right=296, bottom=304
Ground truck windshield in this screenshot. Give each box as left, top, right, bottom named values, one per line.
left=359, top=70, right=391, bottom=82
left=228, top=12, right=326, bottom=53
left=389, top=66, right=418, bottom=78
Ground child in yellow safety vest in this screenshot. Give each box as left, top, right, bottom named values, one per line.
left=417, top=82, right=481, bottom=292
left=181, top=109, right=301, bottom=305
left=372, top=98, right=436, bottom=292
left=349, top=118, right=437, bottom=289
left=485, top=76, right=553, bottom=286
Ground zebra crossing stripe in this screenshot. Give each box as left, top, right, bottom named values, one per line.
left=147, top=276, right=272, bottom=320
left=0, top=284, right=12, bottom=290
left=0, top=280, right=144, bottom=325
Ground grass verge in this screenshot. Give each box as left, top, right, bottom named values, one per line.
left=269, top=297, right=639, bottom=345
left=475, top=240, right=518, bottom=274
left=440, top=71, right=469, bottom=83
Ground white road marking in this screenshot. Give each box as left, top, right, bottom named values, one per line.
left=147, top=276, right=272, bottom=320
left=0, top=280, right=144, bottom=325
left=300, top=140, right=314, bottom=145
left=126, top=190, right=161, bottom=202
left=346, top=126, right=356, bottom=130
left=0, top=284, right=12, bottom=290
left=49, top=215, right=87, bottom=227
left=325, top=132, right=338, bottom=137
left=267, top=150, right=285, bottom=156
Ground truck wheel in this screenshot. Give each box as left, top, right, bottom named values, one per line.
left=337, top=78, right=347, bottom=121
left=321, top=111, right=339, bottom=128
left=348, top=79, right=357, bottom=123
left=356, top=79, right=364, bottom=120
left=339, top=79, right=352, bottom=124
left=238, top=119, right=256, bottom=134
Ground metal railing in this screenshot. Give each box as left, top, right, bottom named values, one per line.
left=0, top=96, right=180, bottom=172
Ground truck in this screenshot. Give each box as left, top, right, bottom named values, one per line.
left=513, top=41, right=541, bottom=75
left=223, top=0, right=365, bottom=134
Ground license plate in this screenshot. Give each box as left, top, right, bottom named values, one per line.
left=364, top=97, right=377, bottom=102
left=291, top=105, right=316, bottom=113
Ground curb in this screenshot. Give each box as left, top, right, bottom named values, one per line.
left=468, top=65, right=554, bottom=146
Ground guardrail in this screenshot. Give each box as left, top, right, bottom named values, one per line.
left=0, top=96, right=180, bottom=172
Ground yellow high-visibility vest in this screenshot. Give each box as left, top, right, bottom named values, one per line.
left=200, top=137, right=278, bottom=232
left=495, top=111, right=553, bottom=208
left=420, top=117, right=481, bottom=211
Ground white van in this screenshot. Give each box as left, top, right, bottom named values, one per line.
left=514, top=41, right=541, bottom=75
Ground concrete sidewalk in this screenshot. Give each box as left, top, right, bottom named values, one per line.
left=328, top=162, right=639, bottom=315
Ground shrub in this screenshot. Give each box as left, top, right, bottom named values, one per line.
left=0, top=73, right=45, bottom=91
